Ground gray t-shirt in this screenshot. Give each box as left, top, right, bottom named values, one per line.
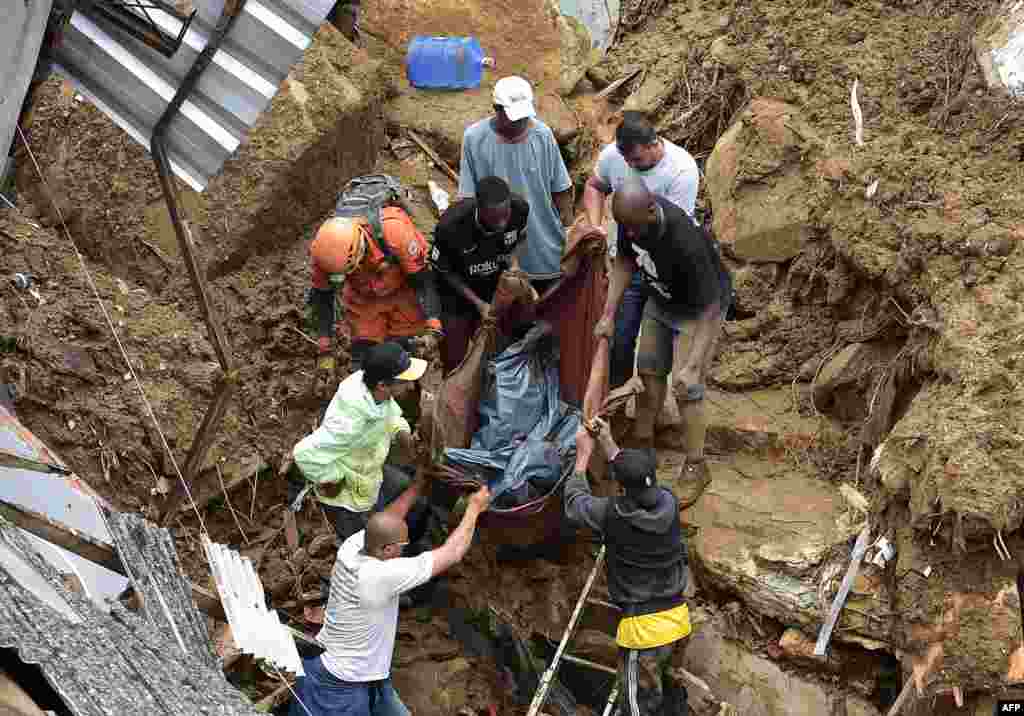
left=594, top=138, right=700, bottom=257
left=459, top=118, right=573, bottom=279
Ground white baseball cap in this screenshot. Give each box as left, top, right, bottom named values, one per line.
left=493, top=76, right=536, bottom=122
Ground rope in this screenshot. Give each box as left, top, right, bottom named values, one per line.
left=15, top=124, right=209, bottom=539
left=269, top=663, right=314, bottom=716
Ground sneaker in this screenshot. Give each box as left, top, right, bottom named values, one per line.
left=676, top=458, right=712, bottom=509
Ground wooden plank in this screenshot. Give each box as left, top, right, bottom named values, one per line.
left=407, top=130, right=459, bottom=184
left=0, top=501, right=123, bottom=574
left=159, top=373, right=236, bottom=525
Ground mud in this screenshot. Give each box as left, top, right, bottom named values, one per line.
left=3, top=0, right=1024, bottom=712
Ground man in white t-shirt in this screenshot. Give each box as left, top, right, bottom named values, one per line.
left=581, top=112, right=700, bottom=390
left=289, top=479, right=491, bottom=716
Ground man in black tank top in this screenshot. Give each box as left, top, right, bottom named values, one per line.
left=566, top=419, right=691, bottom=716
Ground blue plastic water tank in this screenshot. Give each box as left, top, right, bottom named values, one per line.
left=406, top=36, right=485, bottom=90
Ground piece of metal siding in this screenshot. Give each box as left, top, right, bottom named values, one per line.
left=0, top=517, right=261, bottom=716
left=53, top=0, right=334, bottom=191
left=0, top=0, right=54, bottom=163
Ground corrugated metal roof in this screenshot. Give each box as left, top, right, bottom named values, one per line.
left=53, top=0, right=334, bottom=192
left=0, top=513, right=260, bottom=716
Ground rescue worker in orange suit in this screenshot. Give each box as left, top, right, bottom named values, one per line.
left=309, top=210, right=444, bottom=377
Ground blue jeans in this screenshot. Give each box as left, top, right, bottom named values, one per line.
left=610, top=272, right=647, bottom=389
left=289, top=656, right=409, bottom=716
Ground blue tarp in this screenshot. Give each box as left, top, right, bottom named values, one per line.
left=445, top=323, right=580, bottom=508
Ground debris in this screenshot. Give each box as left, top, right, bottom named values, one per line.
left=850, top=79, right=865, bottom=146
left=883, top=676, right=916, bottom=716
left=922, top=565, right=932, bottom=577
left=407, top=130, right=459, bottom=184
left=813, top=523, right=871, bottom=656
left=216, top=463, right=251, bottom=546
left=427, top=180, right=450, bottom=215
left=594, top=67, right=643, bottom=101
left=869, top=535, right=896, bottom=568
left=839, top=483, right=870, bottom=514
left=865, top=179, right=879, bottom=199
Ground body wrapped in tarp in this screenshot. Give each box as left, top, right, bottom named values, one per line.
left=428, top=224, right=610, bottom=544
left=445, top=322, right=581, bottom=509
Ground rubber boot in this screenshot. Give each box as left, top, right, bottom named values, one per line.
left=676, top=398, right=711, bottom=509
left=627, top=374, right=666, bottom=450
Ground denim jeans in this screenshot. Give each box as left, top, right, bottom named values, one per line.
left=610, top=272, right=648, bottom=389
left=289, top=656, right=409, bottom=716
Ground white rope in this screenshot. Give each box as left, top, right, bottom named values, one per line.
left=15, top=124, right=210, bottom=538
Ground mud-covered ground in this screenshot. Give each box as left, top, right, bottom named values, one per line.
left=3, top=0, right=1024, bottom=712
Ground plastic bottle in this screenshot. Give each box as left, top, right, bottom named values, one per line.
left=406, top=36, right=495, bottom=90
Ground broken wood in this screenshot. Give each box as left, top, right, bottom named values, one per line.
left=813, top=523, right=871, bottom=656
left=169, top=463, right=253, bottom=520
left=595, top=68, right=643, bottom=101
left=407, top=130, right=460, bottom=184
left=160, top=372, right=237, bottom=526
left=255, top=681, right=293, bottom=711
left=0, top=500, right=123, bottom=574
left=884, top=677, right=916, bottom=716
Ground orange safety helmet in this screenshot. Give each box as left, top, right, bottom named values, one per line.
left=311, top=217, right=367, bottom=279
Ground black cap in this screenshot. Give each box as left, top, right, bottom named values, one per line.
left=363, top=342, right=427, bottom=386
left=610, top=448, right=658, bottom=491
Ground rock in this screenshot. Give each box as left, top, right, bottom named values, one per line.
left=705, top=99, right=822, bottom=263
left=730, top=264, right=778, bottom=317
left=709, top=37, right=742, bottom=69
left=559, top=14, right=597, bottom=96
left=682, top=611, right=883, bottom=715
left=811, top=341, right=904, bottom=422
left=699, top=387, right=824, bottom=455
left=973, top=1, right=1024, bottom=95
left=677, top=453, right=892, bottom=645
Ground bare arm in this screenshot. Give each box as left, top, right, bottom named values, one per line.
left=388, top=430, right=418, bottom=465
left=380, top=470, right=425, bottom=522
left=594, top=254, right=635, bottom=340
left=439, top=270, right=488, bottom=314
left=430, top=486, right=491, bottom=577
left=553, top=188, right=575, bottom=227
left=582, top=175, right=610, bottom=229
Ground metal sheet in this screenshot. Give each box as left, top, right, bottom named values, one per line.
left=0, top=0, right=55, bottom=161
left=53, top=0, right=334, bottom=191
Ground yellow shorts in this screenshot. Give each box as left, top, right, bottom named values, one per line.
left=616, top=602, right=691, bottom=650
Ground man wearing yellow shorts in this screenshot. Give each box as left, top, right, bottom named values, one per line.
left=568, top=419, right=691, bottom=716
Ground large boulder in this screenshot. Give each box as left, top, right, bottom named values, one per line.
left=704, top=99, right=825, bottom=263
left=683, top=609, right=883, bottom=716
left=671, top=449, right=893, bottom=648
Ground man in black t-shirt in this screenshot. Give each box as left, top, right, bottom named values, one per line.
left=593, top=178, right=732, bottom=508
left=431, top=176, right=530, bottom=373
